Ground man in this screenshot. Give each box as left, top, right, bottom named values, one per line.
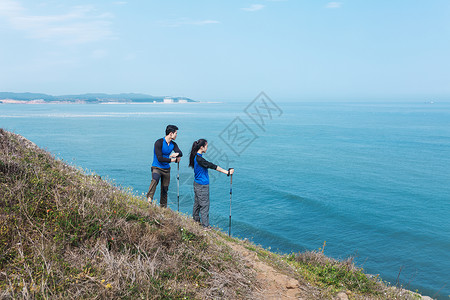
left=146, top=125, right=182, bottom=208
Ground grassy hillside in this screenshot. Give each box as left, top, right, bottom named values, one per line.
left=0, top=129, right=432, bottom=299
left=0, top=129, right=254, bottom=299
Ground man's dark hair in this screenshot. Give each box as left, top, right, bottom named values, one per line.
left=165, top=125, right=178, bottom=136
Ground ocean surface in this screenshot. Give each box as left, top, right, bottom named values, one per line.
left=1, top=101, right=449, bottom=298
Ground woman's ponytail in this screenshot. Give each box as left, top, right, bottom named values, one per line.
left=189, top=139, right=207, bottom=168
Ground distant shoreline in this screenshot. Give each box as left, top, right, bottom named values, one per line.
left=0, top=99, right=221, bottom=104
left=0, top=99, right=201, bottom=104
left=0, top=99, right=48, bottom=104
left=0, top=92, right=197, bottom=104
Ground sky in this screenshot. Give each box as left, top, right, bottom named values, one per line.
left=0, top=0, right=450, bottom=102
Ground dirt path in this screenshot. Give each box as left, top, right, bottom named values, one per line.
left=228, top=243, right=307, bottom=300
left=227, top=241, right=433, bottom=300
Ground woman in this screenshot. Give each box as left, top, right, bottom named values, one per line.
left=189, top=139, right=234, bottom=229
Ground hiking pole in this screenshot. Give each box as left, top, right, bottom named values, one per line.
left=177, top=161, right=180, bottom=212
left=228, top=169, right=233, bottom=236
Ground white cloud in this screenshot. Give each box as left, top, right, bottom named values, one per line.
left=91, top=49, right=108, bottom=59
left=192, top=20, right=220, bottom=25
left=241, top=4, right=265, bottom=12
left=326, top=2, right=342, bottom=9
left=0, top=0, right=115, bottom=44
left=158, top=18, right=220, bottom=28
left=0, top=0, right=23, bottom=15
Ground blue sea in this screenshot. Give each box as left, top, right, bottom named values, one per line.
left=1, top=101, right=449, bottom=299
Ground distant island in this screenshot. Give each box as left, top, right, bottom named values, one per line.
left=0, top=92, right=197, bottom=104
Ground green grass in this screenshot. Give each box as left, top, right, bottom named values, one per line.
left=285, top=251, right=381, bottom=294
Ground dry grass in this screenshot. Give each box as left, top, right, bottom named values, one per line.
left=0, top=129, right=256, bottom=299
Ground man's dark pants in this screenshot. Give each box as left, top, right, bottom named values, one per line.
left=146, top=167, right=171, bottom=208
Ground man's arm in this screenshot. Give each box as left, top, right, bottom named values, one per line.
left=154, top=139, right=172, bottom=163
left=172, top=142, right=183, bottom=157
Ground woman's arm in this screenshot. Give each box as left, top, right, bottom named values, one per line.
left=216, top=166, right=234, bottom=176
left=197, top=156, right=234, bottom=175
left=196, top=155, right=218, bottom=170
